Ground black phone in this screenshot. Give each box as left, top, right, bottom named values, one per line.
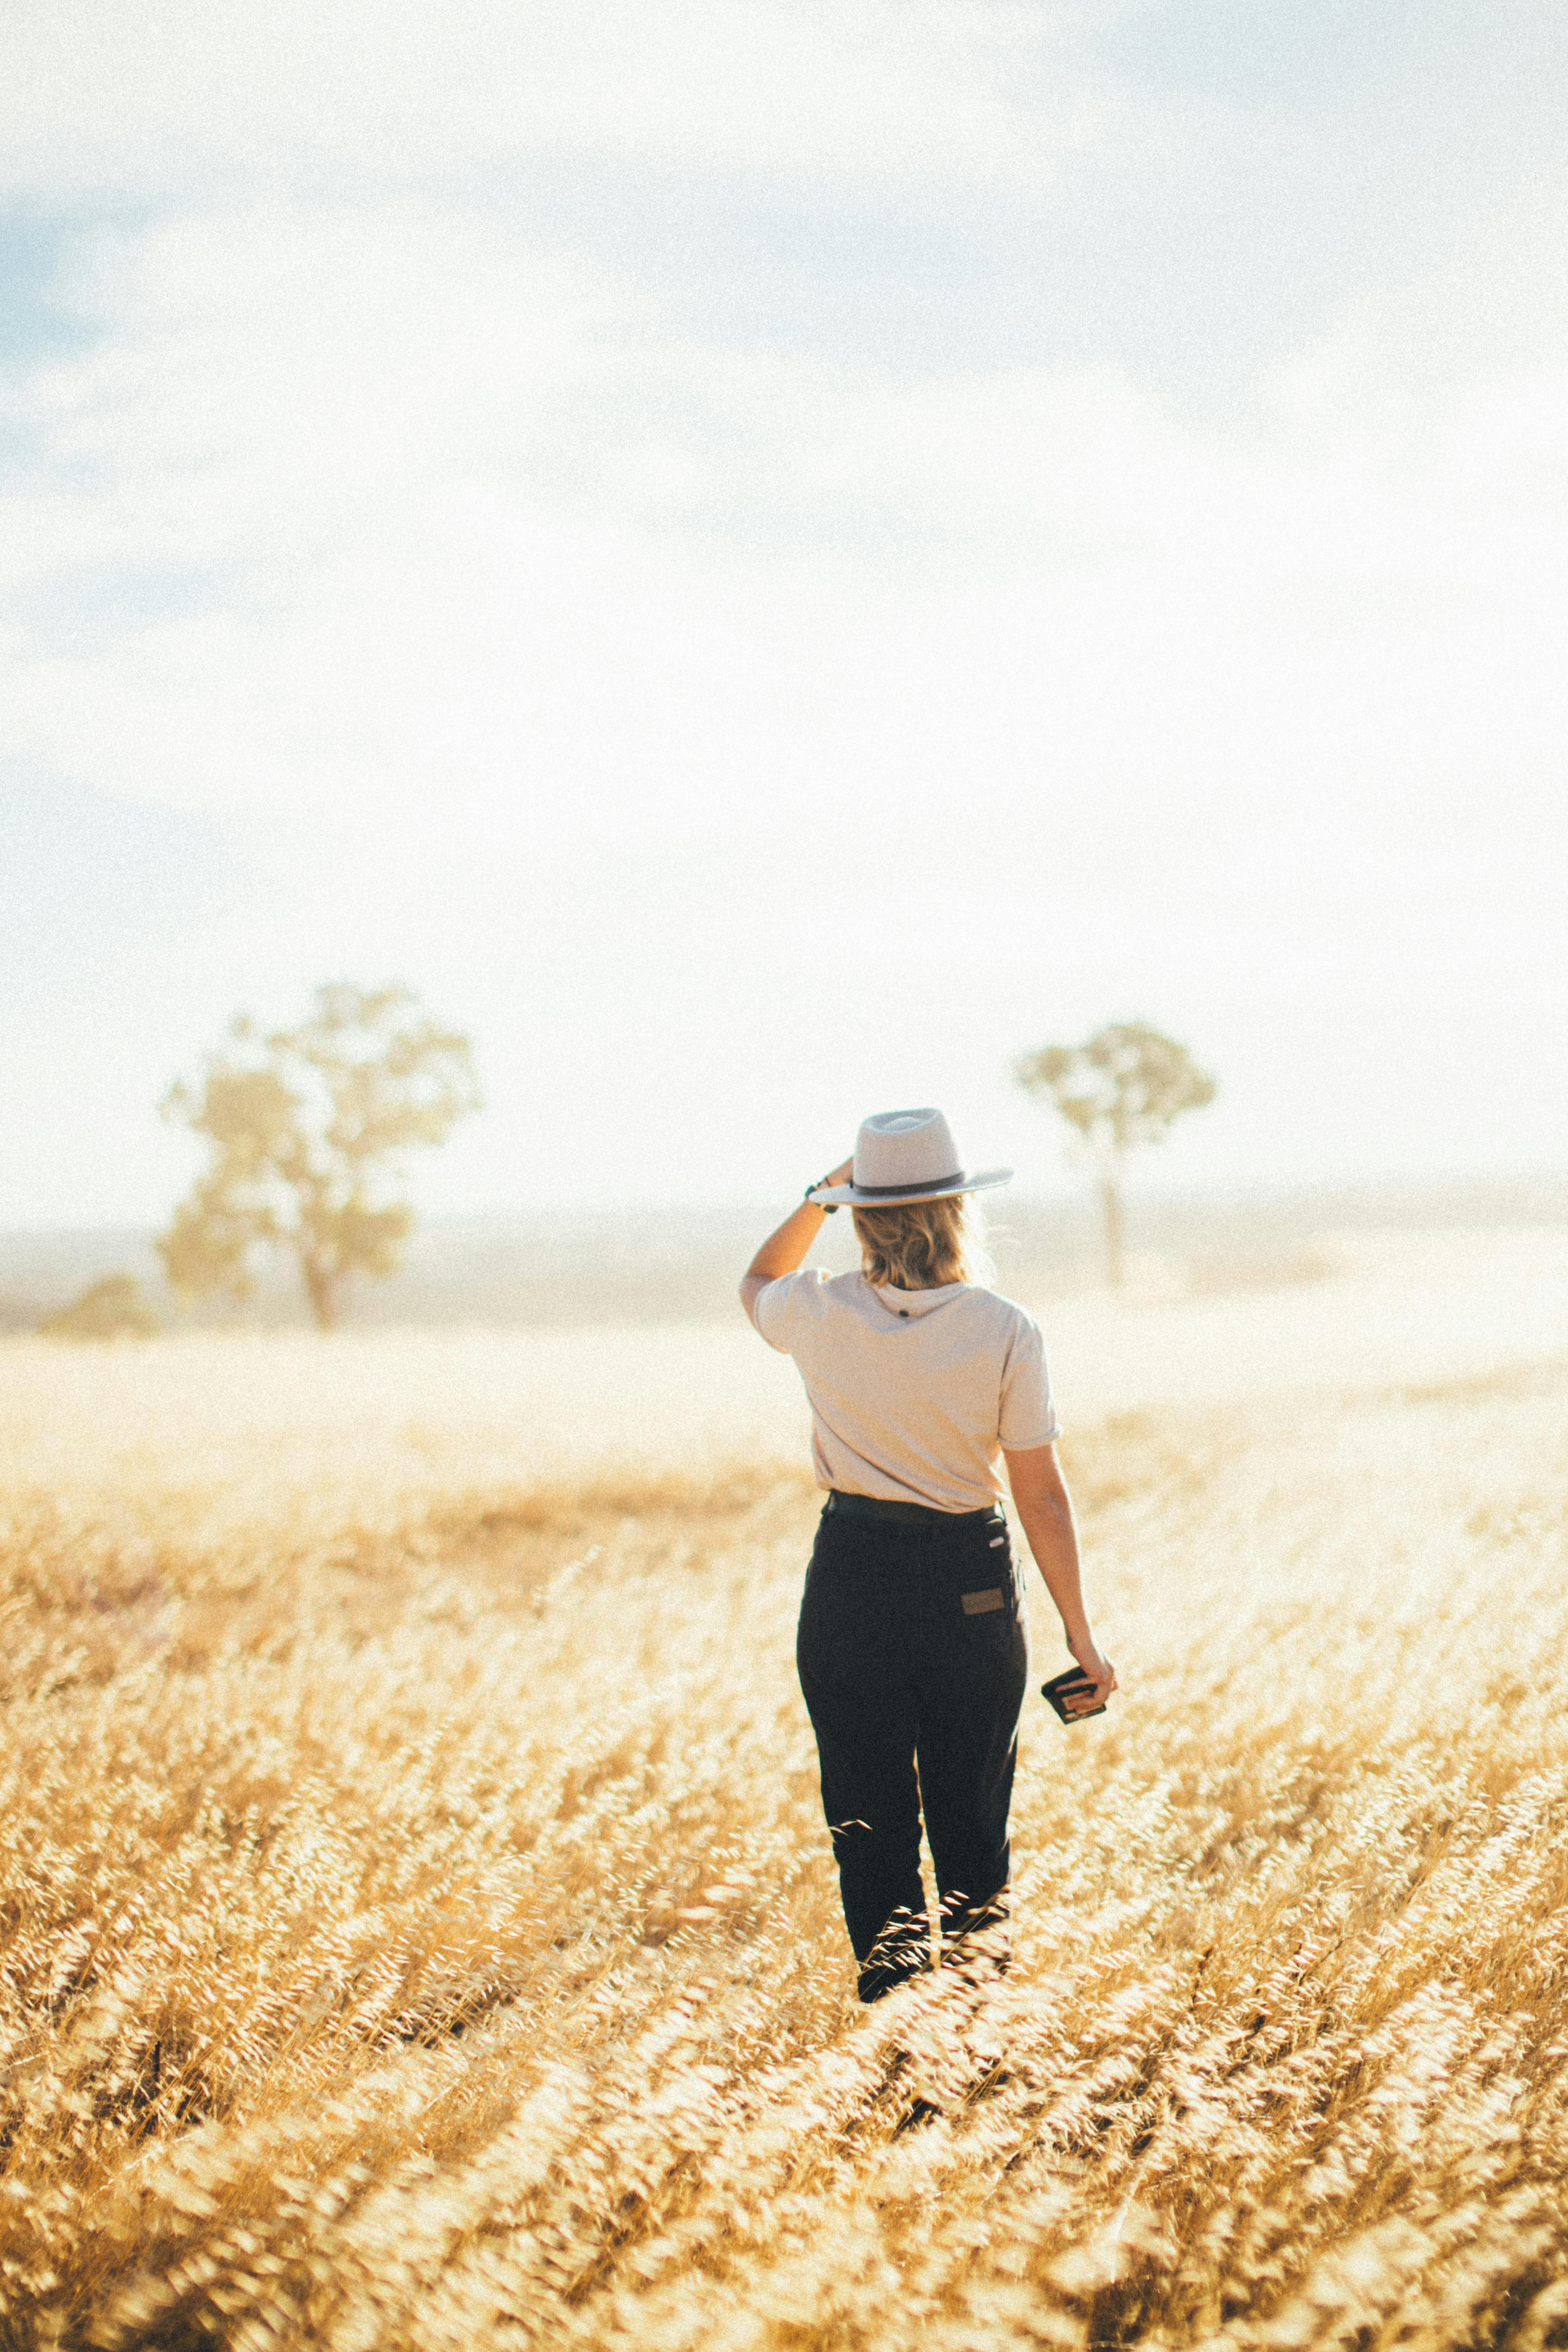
left=1041, top=1663, right=1108, bottom=1723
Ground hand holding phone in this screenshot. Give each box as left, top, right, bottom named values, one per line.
left=1041, top=1662, right=1110, bottom=1723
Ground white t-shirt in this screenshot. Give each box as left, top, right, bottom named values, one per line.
left=753, top=1268, right=1060, bottom=1512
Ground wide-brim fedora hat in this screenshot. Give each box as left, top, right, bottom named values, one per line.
left=808, top=1108, right=1012, bottom=1209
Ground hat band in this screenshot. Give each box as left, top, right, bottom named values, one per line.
left=852, top=1170, right=964, bottom=1199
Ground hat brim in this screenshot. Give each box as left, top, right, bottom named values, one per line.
left=808, top=1166, right=1013, bottom=1209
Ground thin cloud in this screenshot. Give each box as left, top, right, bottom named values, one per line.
left=4, top=193, right=1565, bottom=840
left=0, top=0, right=1123, bottom=196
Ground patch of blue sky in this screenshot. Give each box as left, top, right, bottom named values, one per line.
left=13, top=563, right=246, bottom=653
left=1084, top=0, right=1563, bottom=112
left=0, top=208, right=113, bottom=484
left=0, top=766, right=254, bottom=1017
left=0, top=208, right=103, bottom=363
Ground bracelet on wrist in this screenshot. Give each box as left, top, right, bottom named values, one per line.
left=806, top=1176, right=840, bottom=1215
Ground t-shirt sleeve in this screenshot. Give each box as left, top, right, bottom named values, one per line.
left=752, top=1267, right=829, bottom=1355
left=998, top=1311, right=1062, bottom=1448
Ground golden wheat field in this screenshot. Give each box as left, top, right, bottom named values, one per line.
left=4, top=1232, right=1568, bottom=2352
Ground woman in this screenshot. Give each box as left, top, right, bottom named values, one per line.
left=740, top=1107, right=1116, bottom=2003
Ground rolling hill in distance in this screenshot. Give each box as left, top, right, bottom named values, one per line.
left=3, top=1174, right=1567, bottom=1335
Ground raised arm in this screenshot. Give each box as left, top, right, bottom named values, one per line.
left=738, top=1156, right=854, bottom=1328
left=1001, top=1441, right=1117, bottom=1715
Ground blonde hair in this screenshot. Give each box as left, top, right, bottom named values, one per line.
left=852, top=1193, right=992, bottom=1292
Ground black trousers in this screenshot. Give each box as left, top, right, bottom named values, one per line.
left=796, top=1496, right=1029, bottom=2001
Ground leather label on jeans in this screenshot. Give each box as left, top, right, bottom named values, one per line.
left=962, top=1587, right=1005, bottom=1615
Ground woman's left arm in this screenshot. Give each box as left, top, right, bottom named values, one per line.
left=739, top=1156, right=853, bottom=1327
left=1003, top=1441, right=1117, bottom=1712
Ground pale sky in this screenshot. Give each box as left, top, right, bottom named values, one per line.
left=3, top=0, right=1566, bottom=1225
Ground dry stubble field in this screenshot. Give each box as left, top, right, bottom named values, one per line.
left=4, top=1247, right=1568, bottom=2352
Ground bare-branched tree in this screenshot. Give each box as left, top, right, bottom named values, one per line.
left=1015, top=1020, right=1217, bottom=1286
left=159, top=983, right=480, bottom=1330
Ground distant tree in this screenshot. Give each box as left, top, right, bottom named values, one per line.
left=39, top=1274, right=160, bottom=1341
left=159, top=983, right=480, bottom=1331
left=1014, top=1020, right=1217, bottom=1287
